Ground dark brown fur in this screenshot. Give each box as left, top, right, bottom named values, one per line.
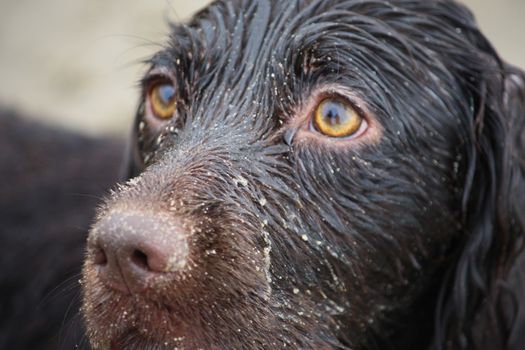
left=0, top=110, right=124, bottom=349
left=82, top=0, right=523, bottom=349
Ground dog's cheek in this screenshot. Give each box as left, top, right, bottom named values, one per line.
left=282, top=143, right=461, bottom=335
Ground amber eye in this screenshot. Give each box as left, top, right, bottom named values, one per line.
left=312, top=98, right=364, bottom=138
left=148, top=82, right=177, bottom=120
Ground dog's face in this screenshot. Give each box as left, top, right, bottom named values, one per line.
left=81, top=1, right=507, bottom=348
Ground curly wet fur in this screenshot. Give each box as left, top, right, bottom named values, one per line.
left=80, top=0, right=524, bottom=349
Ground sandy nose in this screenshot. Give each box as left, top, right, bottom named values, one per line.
left=87, top=211, right=189, bottom=293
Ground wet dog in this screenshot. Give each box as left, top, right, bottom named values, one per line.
left=0, top=110, right=124, bottom=349
left=81, top=0, right=525, bottom=349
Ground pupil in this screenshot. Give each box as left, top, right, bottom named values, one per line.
left=158, top=85, right=175, bottom=105
left=324, top=102, right=345, bottom=125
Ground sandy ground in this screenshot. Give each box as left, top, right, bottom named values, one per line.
left=0, top=0, right=524, bottom=135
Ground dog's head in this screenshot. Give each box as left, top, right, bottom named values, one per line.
left=82, top=1, right=525, bottom=349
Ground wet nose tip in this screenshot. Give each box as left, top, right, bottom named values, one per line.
left=88, top=211, right=188, bottom=293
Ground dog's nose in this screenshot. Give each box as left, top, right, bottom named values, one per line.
left=88, top=211, right=188, bottom=294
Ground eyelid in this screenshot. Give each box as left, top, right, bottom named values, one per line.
left=313, top=92, right=367, bottom=120
left=142, top=75, right=175, bottom=98
left=141, top=64, right=177, bottom=91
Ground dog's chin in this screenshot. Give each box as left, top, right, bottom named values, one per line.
left=85, top=296, right=188, bottom=350
left=108, top=329, right=170, bottom=350
left=83, top=279, right=190, bottom=350
left=107, top=327, right=188, bottom=350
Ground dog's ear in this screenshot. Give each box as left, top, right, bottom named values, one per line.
left=435, top=31, right=525, bottom=348
left=462, top=65, right=525, bottom=350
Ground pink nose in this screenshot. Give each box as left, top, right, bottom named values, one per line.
left=87, top=211, right=188, bottom=294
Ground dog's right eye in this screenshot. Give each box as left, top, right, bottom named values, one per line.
left=147, top=81, right=177, bottom=120
left=312, top=98, right=366, bottom=139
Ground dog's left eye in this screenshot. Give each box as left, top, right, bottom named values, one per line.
left=147, top=82, right=177, bottom=120
left=312, top=98, right=366, bottom=138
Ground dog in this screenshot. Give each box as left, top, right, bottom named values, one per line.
left=0, top=110, right=124, bottom=349
left=81, top=0, right=525, bottom=349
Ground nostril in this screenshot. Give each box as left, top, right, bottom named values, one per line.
left=93, top=248, right=107, bottom=266
left=131, top=249, right=149, bottom=270
left=89, top=212, right=189, bottom=294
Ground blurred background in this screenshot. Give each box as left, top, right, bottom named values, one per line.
left=0, top=0, right=523, bottom=136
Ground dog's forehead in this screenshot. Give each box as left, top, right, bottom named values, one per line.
left=141, top=0, right=478, bottom=157
left=166, top=0, right=475, bottom=66
left=159, top=0, right=475, bottom=102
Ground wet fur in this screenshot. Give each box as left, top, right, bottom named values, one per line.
left=81, top=0, right=524, bottom=349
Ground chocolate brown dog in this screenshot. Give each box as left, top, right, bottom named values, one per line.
left=82, top=0, right=525, bottom=349
left=0, top=110, right=124, bottom=350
